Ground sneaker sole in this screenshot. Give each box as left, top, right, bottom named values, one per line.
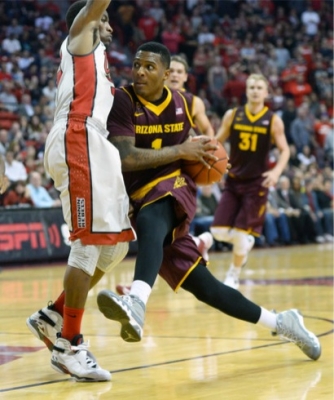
left=26, top=318, right=54, bottom=352
left=97, top=292, right=143, bottom=343
left=51, top=359, right=70, bottom=375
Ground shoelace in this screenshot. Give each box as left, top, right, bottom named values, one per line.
left=277, top=326, right=306, bottom=349
left=71, top=341, right=98, bottom=369
left=122, top=295, right=133, bottom=304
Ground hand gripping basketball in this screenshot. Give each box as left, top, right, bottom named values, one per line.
left=182, top=138, right=229, bottom=185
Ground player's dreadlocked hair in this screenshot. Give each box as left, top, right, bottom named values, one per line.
left=136, top=42, right=171, bottom=69
left=65, top=0, right=87, bottom=30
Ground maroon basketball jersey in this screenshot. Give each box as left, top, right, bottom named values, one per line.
left=108, top=85, right=195, bottom=195
left=180, top=90, right=202, bottom=135
left=228, top=105, right=274, bottom=180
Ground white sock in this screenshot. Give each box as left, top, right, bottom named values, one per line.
left=229, top=263, right=241, bottom=272
left=257, top=307, right=277, bottom=330
left=130, top=280, right=152, bottom=305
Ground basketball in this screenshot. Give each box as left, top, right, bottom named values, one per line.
left=182, top=138, right=228, bottom=185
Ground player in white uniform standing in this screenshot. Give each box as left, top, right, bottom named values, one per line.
left=26, top=0, right=135, bottom=382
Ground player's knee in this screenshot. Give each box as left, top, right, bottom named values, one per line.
left=210, top=226, right=230, bottom=242
left=68, top=240, right=101, bottom=276
left=97, top=242, right=129, bottom=273
left=233, top=231, right=249, bottom=256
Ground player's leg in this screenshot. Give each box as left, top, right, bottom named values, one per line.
left=181, top=263, right=321, bottom=361
left=97, top=196, right=178, bottom=342
left=51, top=241, right=129, bottom=381
left=210, top=183, right=247, bottom=288
left=27, top=241, right=129, bottom=381
left=27, top=242, right=128, bottom=349
left=50, top=240, right=111, bottom=381
left=223, top=230, right=255, bottom=289
left=212, top=181, right=265, bottom=289
left=115, top=230, right=213, bottom=296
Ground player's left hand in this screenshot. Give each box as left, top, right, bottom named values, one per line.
left=0, top=175, right=9, bottom=194
left=261, top=170, right=279, bottom=188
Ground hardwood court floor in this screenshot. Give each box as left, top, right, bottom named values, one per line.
left=0, top=244, right=333, bottom=400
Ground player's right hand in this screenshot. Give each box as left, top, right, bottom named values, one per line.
left=180, top=137, right=218, bottom=169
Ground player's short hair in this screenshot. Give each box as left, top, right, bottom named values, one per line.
left=136, top=42, right=171, bottom=69
left=170, top=55, right=189, bottom=73
left=246, top=73, right=269, bottom=89
left=65, top=0, right=87, bottom=30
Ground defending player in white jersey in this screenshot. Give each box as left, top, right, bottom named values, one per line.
left=26, top=0, right=135, bottom=382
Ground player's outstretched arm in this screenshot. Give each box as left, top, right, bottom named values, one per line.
left=110, top=136, right=218, bottom=172
left=215, top=108, right=235, bottom=143
left=68, top=0, right=111, bottom=54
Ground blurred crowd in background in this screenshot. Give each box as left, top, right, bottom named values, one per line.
left=0, top=0, right=333, bottom=248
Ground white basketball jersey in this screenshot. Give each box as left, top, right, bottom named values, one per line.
left=54, top=37, right=114, bottom=130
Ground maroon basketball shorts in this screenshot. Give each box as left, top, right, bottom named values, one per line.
left=131, top=174, right=207, bottom=291
left=212, top=175, right=268, bottom=236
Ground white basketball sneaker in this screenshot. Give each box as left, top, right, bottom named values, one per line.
left=273, top=309, right=321, bottom=361
left=26, top=303, right=63, bottom=351
left=51, top=334, right=111, bottom=381
left=97, top=290, right=145, bottom=342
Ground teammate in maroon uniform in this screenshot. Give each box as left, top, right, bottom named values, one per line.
left=211, top=74, right=290, bottom=289
left=167, top=55, right=214, bottom=138
left=96, top=43, right=320, bottom=362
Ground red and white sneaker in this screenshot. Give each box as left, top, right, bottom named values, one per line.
left=194, top=232, right=214, bottom=261
left=116, top=284, right=131, bottom=296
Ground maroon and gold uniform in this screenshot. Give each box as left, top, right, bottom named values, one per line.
left=180, top=90, right=202, bottom=136
left=212, top=105, right=275, bottom=236
left=108, top=84, right=206, bottom=290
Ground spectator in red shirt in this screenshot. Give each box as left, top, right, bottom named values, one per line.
left=289, top=74, right=312, bottom=107
left=0, top=64, right=12, bottom=81
left=222, top=79, right=246, bottom=107
left=138, top=9, right=158, bottom=42
left=160, top=22, right=183, bottom=55
left=3, top=179, right=33, bottom=207
left=314, top=113, right=332, bottom=148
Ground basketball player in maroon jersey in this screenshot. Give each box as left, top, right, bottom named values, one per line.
left=115, top=54, right=215, bottom=297
left=211, top=74, right=290, bottom=289
left=26, top=0, right=135, bottom=381
left=96, top=43, right=320, bottom=361
left=167, top=55, right=214, bottom=138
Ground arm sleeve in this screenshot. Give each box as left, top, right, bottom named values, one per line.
left=107, top=89, right=135, bottom=138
